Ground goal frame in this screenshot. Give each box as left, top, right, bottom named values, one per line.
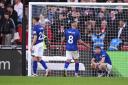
left=28, top=2, right=128, bottom=76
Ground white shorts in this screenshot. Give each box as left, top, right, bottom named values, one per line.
left=105, top=63, right=112, bottom=71
left=32, top=42, right=43, bottom=57
left=66, top=51, right=79, bottom=60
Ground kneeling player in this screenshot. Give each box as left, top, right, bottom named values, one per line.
left=91, top=46, right=112, bottom=77
left=32, top=17, right=49, bottom=76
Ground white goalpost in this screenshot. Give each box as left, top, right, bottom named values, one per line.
left=28, top=2, right=128, bottom=77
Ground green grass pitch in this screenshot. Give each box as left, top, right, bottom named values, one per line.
left=0, top=76, right=128, bottom=85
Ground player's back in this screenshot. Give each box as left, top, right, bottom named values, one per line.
left=64, top=28, right=80, bottom=51
left=33, top=24, right=44, bottom=45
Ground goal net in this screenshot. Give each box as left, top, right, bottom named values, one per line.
left=28, top=3, right=128, bottom=77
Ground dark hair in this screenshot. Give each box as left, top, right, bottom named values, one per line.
left=33, top=17, right=40, bottom=22
left=7, top=4, right=13, bottom=9
left=4, top=11, right=11, bottom=16
left=95, top=46, right=101, bottom=49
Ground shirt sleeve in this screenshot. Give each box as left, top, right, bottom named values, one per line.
left=101, top=51, right=106, bottom=57
left=33, top=27, right=37, bottom=35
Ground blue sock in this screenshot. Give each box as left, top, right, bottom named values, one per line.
left=33, top=61, right=37, bottom=74
left=64, top=62, right=70, bottom=70
left=40, top=60, right=48, bottom=70
left=75, top=62, right=79, bottom=73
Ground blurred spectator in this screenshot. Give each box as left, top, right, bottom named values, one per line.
left=30, top=0, right=62, bottom=2
left=68, top=0, right=78, bottom=2
left=0, top=11, right=3, bottom=44
left=44, top=22, right=53, bottom=42
left=14, top=0, right=23, bottom=23
left=7, top=5, right=18, bottom=27
left=91, top=26, right=106, bottom=50
left=117, top=0, right=124, bottom=2
left=16, top=24, right=22, bottom=44
left=116, top=20, right=128, bottom=42
left=1, top=11, right=15, bottom=45
left=101, top=19, right=107, bottom=33
left=106, top=0, right=115, bottom=3
left=124, top=0, right=128, bottom=2
left=97, top=7, right=108, bottom=20
left=80, top=0, right=96, bottom=2
left=107, top=20, right=128, bottom=50
left=106, top=11, right=117, bottom=41
left=108, top=38, right=122, bottom=51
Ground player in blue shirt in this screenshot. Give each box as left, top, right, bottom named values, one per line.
left=91, top=46, right=112, bottom=77
left=61, top=21, right=90, bottom=77
left=32, top=17, right=49, bottom=76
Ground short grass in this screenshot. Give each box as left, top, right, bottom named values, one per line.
left=0, top=76, right=128, bottom=85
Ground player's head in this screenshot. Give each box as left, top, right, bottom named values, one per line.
left=32, top=17, right=40, bottom=25
left=94, top=46, right=101, bottom=54
left=71, top=21, right=78, bottom=28
left=118, top=19, right=124, bottom=28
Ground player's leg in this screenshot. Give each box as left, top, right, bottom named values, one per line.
left=64, top=51, right=72, bottom=77
left=37, top=44, right=49, bottom=76
left=99, top=63, right=107, bottom=71
left=32, top=45, right=38, bottom=76
left=73, top=51, right=79, bottom=77
left=32, top=56, right=38, bottom=76
left=106, top=63, right=112, bottom=77
left=91, top=63, right=98, bottom=70
left=98, top=63, right=108, bottom=77
left=90, top=62, right=103, bottom=77
left=37, top=57, right=49, bottom=76
left=74, top=59, right=79, bottom=77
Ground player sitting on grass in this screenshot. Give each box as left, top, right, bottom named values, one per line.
left=32, top=17, right=49, bottom=76
left=91, top=46, right=112, bottom=77
left=61, top=21, right=90, bottom=77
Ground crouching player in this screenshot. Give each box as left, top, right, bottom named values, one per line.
left=32, top=17, right=49, bottom=76
left=61, top=21, right=90, bottom=77
left=91, top=46, right=112, bottom=77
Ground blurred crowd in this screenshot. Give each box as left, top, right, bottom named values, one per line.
left=0, top=0, right=25, bottom=45
left=0, top=0, right=128, bottom=51
left=36, top=4, right=128, bottom=50
left=30, top=0, right=128, bottom=3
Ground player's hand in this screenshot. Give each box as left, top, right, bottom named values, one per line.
left=95, top=63, right=100, bottom=69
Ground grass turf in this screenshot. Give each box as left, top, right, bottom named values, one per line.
left=0, top=76, right=128, bottom=85
left=108, top=51, right=128, bottom=77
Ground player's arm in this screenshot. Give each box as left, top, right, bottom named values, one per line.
left=32, top=35, right=37, bottom=46
left=32, top=29, right=37, bottom=46
left=99, top=56, right=105, bottom=64
left=91, top=58, right=96, bottom=64
left=78, top=39, right=90, bottom=48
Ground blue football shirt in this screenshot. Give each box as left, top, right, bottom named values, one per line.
left=33, top=24, right=44, bottom=45
left=64, top=28, right=80, bottom=51
left=93, top=50, right=112, bottom=65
